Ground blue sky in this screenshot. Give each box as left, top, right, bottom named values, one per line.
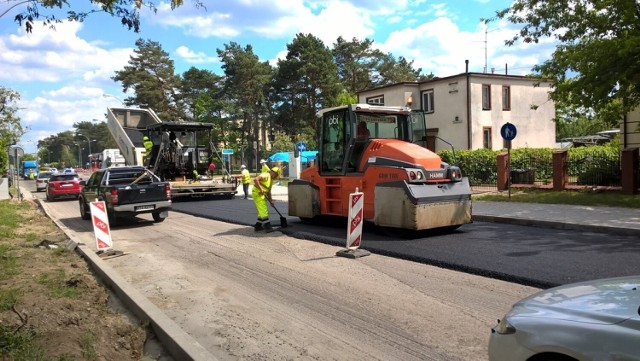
left=0, top=0, right=555, bottom=154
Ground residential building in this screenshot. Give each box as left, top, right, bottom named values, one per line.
left=622, top=108, right=640, bottom=149
left=357, top=69, right=556, bottom=152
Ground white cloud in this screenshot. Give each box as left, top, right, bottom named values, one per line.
left=175, top=46, right=219, bottom=64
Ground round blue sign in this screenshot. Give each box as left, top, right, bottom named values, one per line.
left=500, top=123, right=517, bottom=141
left=296, top=142, right=307, bottom=152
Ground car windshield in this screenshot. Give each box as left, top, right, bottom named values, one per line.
left=50, top=174, right=78, bottom=181
left=37, top=172, right=53, bottom=179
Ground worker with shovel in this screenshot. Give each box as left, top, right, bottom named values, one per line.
left=252, top=166, right=281, bottom=232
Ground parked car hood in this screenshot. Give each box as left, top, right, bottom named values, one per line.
left=511, top=275, right=640, bottom=325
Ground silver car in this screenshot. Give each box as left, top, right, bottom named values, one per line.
left=35, top=171, right=54, bottom=192
left=489, top=275, right=640, bottom=361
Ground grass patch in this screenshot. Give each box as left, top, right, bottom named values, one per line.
left=474, top=189, right=640, bottom=208
left=37, top=269, right=81, bottom=299
left=80, top=333, right=98, bottom=360
left=0, top=244, right=20, bottom=280
left=0, top=324, right=44, bottom=360
left=0, top=201, right=29, bottom=238
left=0, top=288, right=21, bottom=311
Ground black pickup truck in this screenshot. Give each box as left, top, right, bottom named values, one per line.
left=78, top=166, right=171, bottom=225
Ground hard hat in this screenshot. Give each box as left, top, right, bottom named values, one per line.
left=143, top=136, right=149, bottom=140
left=240, top=164, right=246, bottom=168
left=270, top=166, right=281, bottom=177
left=260, top=159, right=267, bottom=163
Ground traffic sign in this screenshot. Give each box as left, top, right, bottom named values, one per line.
left=296, top=142, right=306, bottom=152
left=500, top=123, right=517, bottom=141
left=90, top=201, right=112, bottom=251
left=222, top=148, right=234, bottom=155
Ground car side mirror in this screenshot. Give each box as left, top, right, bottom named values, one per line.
left=79, top=180, right=86, bottom=186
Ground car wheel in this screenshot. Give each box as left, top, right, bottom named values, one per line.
left=79, top=198, right=90, bottom=220
left=152, top=212, right=166, bottom=223
left=46, top=191, right=53, bottom=202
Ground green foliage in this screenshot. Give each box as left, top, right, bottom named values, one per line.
left=440, top=143, right=623, bottom=187
left=9, top=0, right=197, bottom=33
left=568, top=141, right=621, bottom=186
left=0, top=86, right=27, bottom=170
left=489, top=0, right=640, bottom=120
left=439, top=148, right=499, bottom=184
left=112, top=38, right=185, bottom=121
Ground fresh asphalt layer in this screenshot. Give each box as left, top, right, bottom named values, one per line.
left=172, top=195, right=640, bottom=290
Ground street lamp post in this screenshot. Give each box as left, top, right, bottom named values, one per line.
left=102, top=93, right=125, bottom=106
left=73, top=143, right=81, bottom=168
left=76, top=133, right=94, bottom=169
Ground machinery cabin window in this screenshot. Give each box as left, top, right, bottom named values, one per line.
left=320, top=109, right=351, bottom=174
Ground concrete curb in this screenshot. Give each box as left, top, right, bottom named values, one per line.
left=34, top=194, right=217, bottom=361
left=473, top=215, right=640, bottom=237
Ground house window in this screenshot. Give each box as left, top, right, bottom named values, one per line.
left=483, top=127, right=492, bottom=149
left=366, top=95, right=384, bottom=105
left=502, top=86, right=511, bottom=111
left=482, top=84, right=491, bottom=110
left=422, top=89, right=434, bottom=113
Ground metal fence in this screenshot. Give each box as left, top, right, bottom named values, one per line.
left=567, top=154, right=621, bottom=187
left=510, top=153, right=554, bottom=187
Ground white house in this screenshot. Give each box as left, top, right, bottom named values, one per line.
left=357, top=69, right=556, bottom=152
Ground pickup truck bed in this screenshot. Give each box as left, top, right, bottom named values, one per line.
left=79, top=166, right=171, bottom=225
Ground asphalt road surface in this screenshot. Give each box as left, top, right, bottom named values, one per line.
left=31, top=183, right=537, bottom=361
left=172, top=196, right=640, bottom=289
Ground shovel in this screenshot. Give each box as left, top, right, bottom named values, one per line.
left=268, top=198, right=288, bottom=228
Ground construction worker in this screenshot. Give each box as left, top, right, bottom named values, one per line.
left=143, top=135, right=153, bottom=166
left=240, top=164, right=251, bottom=199
left=252, top=166, right=281, bottom=232
left=260, top=159, right=270, bottom=173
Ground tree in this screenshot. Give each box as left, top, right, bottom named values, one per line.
left=272, top=33, right=341, bottom=137
left=332, top=37, right=382, bottom=94
left=217, top=42, right=272, bottom=161
left=0, top=86, right=26, bottom=170
left=374, top=53, right=433, bottom=85
left=5, top=0, right=201, bottom=33
left=112, top=38, right=185, bottom=121
left=488, top=0, right=640, bottom=125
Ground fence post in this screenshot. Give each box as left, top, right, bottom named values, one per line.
left=552, top=150, right=568, bottom=191
left=621, top=147, right=639, bottom=195
left=496, top=152, right=509, bottom=191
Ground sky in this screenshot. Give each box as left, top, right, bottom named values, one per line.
left=0, top=0, right=556, bottom=154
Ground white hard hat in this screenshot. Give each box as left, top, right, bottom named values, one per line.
left=241, top=164, right=246, bottom=168
left=260, top=159, right=267, bottom=163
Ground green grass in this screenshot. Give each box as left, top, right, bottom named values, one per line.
left=0, top=288, right=20, bottom=311
left=0, top=201, right=29, bottom=238
left=0, top=244, right=20, bottom=281
left=37, top=269, right=81, bottom=299
left=474, top=188, right=640, bottom=208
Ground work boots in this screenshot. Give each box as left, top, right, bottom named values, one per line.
left=263, top=221, right=274, bottom=233
left=254, top=222, right=263, bottom=232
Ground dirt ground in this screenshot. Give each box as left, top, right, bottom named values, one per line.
left=0, top=199, right=150, bottom=360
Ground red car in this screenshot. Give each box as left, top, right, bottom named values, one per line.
left=46, top=173, right=83, bottom=201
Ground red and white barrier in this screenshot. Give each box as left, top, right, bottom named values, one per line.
left=90, top=201, right=112, bottom=251
left=347, top=189, right=364, bottom=249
